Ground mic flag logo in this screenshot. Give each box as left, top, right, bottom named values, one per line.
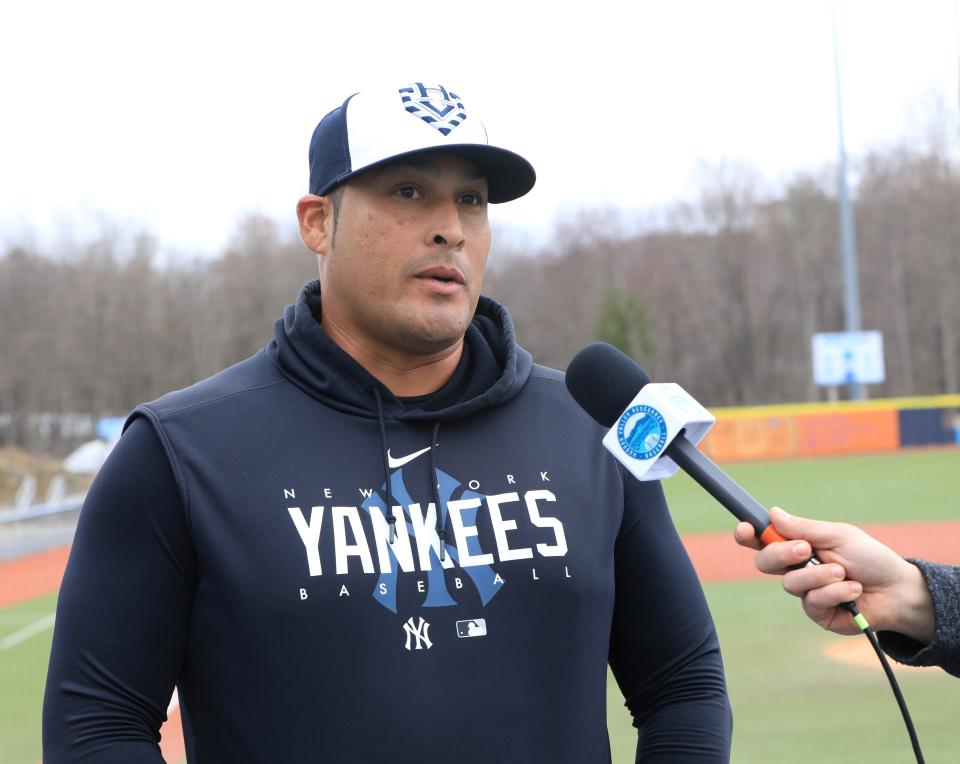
left=399, top=83, right=467, bottom=136
left=602, top=382, right=715, bottom=481
left=617, top=405, right=668, bottom=461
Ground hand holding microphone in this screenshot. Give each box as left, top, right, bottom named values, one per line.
left=734, top=508, right=936, bottom=643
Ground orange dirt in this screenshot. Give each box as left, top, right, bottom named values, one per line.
left=822, top=637, right=939, bottom=671
left=681, top=520, right=960, bottom=583
left=0, top=546, right=71, bottom=608
left=1, top=545, right=186, bottom=761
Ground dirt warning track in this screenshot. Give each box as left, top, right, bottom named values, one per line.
left=0, top=546, right=71, bottom=608
left=681, top=520, right=960, bottom=583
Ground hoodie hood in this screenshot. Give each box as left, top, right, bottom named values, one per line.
left=265, top=280, right=532, bottom=422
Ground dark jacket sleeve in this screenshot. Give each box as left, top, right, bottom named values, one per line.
left=877, top=559, right=960, bottom=678
left=608, top=474, right=732, bottom=763
left=43, top=417, right=197, bottom=762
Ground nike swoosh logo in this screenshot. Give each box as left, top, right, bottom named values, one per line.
left=387, top=445, right=432, bottom=469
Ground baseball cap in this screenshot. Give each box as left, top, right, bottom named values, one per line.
left=308, top=82, right=536, bottom=204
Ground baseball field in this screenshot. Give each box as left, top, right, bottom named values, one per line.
left=2, top=448, right=958, bottom=763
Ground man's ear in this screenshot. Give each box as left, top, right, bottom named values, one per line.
left=297, top=194, right=333, bottom=254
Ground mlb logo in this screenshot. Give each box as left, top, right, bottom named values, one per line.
left=456, top=619, right=487, bottom=638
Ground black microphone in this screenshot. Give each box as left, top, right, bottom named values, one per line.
left=566, top=342, right=788, bottom=546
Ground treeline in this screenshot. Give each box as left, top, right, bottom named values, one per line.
left=0, top=217, right=317, bottom=450
left=487, top=147, right=960, bottom=407
left=2, top=144, right=959, bottom=450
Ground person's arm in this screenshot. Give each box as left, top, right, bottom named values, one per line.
left=43, top=417, right=197, bottom=762
left=734, top=508, right=960, bottom=677
left=877, top=559, right=960, bottom=677
left=609, top=476, right=732, bottom=763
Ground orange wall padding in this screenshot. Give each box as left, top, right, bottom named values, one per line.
left=700, top=416, right=796, bottom=462
left=700, top=409, right=900, bottom=462
left=793, top=409, right=899, bottom=457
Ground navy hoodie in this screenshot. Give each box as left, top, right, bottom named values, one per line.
left=43, top=281, right=732, bottom=762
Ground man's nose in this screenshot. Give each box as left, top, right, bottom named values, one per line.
left=428, top=199, right=465, bottom=248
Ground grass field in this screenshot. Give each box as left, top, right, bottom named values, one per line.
left=662, top=448, right=960, bottom=535
left=607, top=580, right=959, bottom=762
left=0, top=593, right=57, bottom=764
left=605, top=447, right=960, bottom=762
left=2, top=449, right=958, bottom=763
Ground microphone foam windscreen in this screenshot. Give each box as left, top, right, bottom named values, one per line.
left=565, top=343, right=651, bottom=427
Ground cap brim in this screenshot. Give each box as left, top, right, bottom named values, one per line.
left=320, top=144, right=536, bottom=204
left=441, top=145, right=536, bottom=204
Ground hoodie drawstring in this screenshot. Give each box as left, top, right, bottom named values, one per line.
left=373, top=388, right=398, bottom=544
left=429, top=419, right=444, bottom=561
left=372, top=389, right=446, bottom=560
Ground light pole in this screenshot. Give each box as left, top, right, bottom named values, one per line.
left=832, top=0, right=866, bottom=400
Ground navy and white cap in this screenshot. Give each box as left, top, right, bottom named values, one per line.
left=308, top=82, right=536, bottom=204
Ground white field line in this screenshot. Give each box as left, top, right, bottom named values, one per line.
left=0, top=615, right=181, bottom=720
left=0, top=612, right=55, bottom=650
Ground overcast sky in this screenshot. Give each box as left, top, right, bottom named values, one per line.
left=2, top=0, right=959, bottom=255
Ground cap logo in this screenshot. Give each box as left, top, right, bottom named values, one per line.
left=399, top=83, right=467, bottom=136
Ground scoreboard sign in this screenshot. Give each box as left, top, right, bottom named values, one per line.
left=812, top=331, right=885, bottom=386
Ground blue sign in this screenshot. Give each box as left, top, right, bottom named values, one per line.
left=812, top=331, right=886, bottom=386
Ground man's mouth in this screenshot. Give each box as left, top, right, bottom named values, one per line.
left=416, top=266, right=466, bottom=285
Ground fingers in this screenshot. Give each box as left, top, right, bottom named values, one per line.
left=754, top=538, right=812, bottom=575
left=736, top=511, right=814, bottom=574
left=735, top=507, right=835, bottom=551
left=781, top=563, right=847, bottom=597
left=733, top=522, right=762, bottom=550
left=767, top=507, right=857, bottom=549
left=780, top=564, right=863, bottom=630
left=800, top=579, right=863, bottom=613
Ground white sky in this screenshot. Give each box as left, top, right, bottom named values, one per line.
left=2, top=0, right=959, bottom=255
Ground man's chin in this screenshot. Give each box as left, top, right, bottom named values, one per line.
left=397, top=316, right=470, bottom=355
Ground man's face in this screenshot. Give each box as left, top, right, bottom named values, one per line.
left=315, top=153, right=491, bottom=357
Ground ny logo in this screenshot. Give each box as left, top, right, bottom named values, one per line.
left=402, top=616, right=433, bottom=651
left=399, top=82, right=467, bottom=136
left=362, top=468, right=503, bottom=614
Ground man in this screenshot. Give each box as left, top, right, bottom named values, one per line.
left=735, top=507, right=960, bottom=677
left=44, top=82, right=732, bottom=762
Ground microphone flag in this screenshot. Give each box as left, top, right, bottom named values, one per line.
left=601, top=383, right=715, bottom=482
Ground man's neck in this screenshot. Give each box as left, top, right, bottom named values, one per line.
left=320, top=317, right=464, bottom=398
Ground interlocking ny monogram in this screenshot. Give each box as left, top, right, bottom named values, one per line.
left=402, top=616, right=433, bottom=650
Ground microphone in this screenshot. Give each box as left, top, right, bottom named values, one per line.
left=565, top=342, right=788, bottom=546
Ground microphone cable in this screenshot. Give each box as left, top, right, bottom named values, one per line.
left=671, top=428, right=927, bottom=763
left=815, top=571, right=925, bottom=763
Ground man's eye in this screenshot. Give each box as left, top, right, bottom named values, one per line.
left=395, top=186, right=421, bottom=199
left=460, top=193, right=485, bottom=206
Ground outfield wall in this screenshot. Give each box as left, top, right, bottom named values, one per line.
left=699, top=395, right=960, bottom=463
